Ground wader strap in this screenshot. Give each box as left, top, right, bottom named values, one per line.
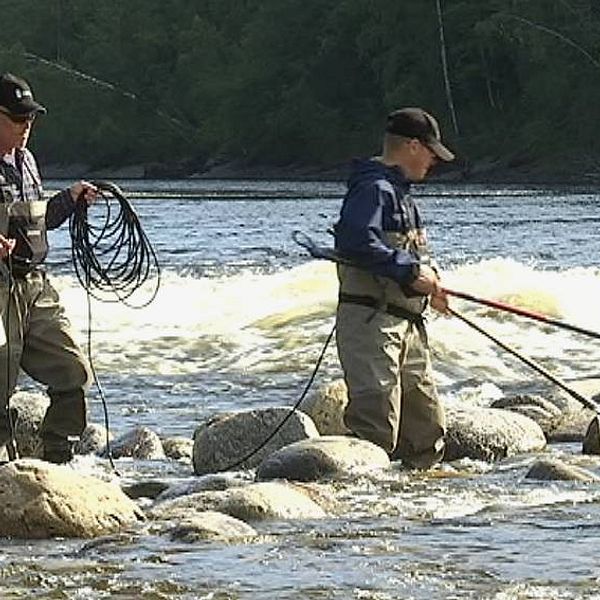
left=339, top=293, right=424, bottom=324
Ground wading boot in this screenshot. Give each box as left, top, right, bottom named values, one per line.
left=42, top=433, right=74, bottom=464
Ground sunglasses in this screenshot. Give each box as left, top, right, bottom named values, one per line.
left=0, top=107, right=36, bottom=124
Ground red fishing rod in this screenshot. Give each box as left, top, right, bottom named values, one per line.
left=443, top=287, right=600, bottom=341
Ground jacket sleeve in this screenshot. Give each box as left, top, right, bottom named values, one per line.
left=334, top=183, right=419, bottom=284
left=45, top=189, right=75, bottom=230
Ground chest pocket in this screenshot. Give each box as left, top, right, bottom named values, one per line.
left=6, top=201, right=48, bottom=273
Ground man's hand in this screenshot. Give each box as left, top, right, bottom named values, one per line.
left=0, top=234, right=16, bottom=259
left=69, top=180, right=98, bottom=205
left=430, top=289, right=449, bottom=314
left=409, top=264, right=440, bottom=296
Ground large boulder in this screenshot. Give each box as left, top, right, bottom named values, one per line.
left=257, top=436, right=390, bottom=481
left=0, top=459, right=145, bottom=539
left=445, top=406, right=546, bottom=462
left=192, top=407, right=319, bottom=475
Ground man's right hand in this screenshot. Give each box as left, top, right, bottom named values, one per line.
left=0, top=234, right=16, bottom=259
left=409, top=264, right=440, bottom=296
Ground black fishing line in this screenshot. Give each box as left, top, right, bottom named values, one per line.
left=220, top=321, right=336, bottom=473
left=69, top=181, right=160, bottom=471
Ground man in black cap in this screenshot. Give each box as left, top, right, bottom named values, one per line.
left=0, top=72, right=97, bottom=463
left=334, top=107, right=454, bottom=469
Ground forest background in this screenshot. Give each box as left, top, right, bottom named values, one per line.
left=1, top=0, right=600, bottom=182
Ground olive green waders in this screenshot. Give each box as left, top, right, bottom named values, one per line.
left=336, top=302, right=445, bottom=469
left=0, top=270, right=90, bottom=456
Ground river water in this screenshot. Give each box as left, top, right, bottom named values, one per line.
left=2, top=179, right=600, bottom=599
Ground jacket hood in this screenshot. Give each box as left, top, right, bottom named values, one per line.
left=347, top=158, right=410, bottom=193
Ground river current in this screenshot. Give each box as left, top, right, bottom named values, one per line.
left=2, top=179, right=600, bottom=599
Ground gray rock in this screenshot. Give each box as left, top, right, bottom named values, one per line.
left=445, top=406, right=546, bottom=462
left=150, top=481, right=327, bottom=522
left=110, top=427, right=166, bottom=460
left=582, top=416, right=600, bottom=455
left=526, top=459, right=599, bottom=482
left=257, top=435, right=390, bottom=481
left=0, top=459, right=145, bottom=539
left=300, top=380, right=350, bottom=435
left=156, top=474, right=248, bottom=501
left=167, top=511, right=257, bottom=542
left=75, top=424, right=111, bottom=456
left=122, top=480, right=170, bottom=500
left=192, top=407, right=319, bottom=475
left=162, top=436, right=194, bottom=461
left=7, top=391, right=49, bottom=458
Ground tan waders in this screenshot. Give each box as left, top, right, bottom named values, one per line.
left=336, top=301, right=445, bottom=469
left=0, top=271, right=91, bottom=462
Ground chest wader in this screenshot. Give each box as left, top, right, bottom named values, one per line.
left=0, top=159, right=90, bottom=463
left=336, top=208, right=445, bottom=469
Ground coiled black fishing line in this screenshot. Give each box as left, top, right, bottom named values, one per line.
left=70, top=181, right=160, bottom=306
left=69, top=181, right=160, bottom=471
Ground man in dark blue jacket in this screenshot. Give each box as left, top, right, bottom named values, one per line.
left=335, top=107, right=454, bottom=469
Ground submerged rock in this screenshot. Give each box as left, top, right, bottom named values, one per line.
left=167, top=511, right=257, bottom=542
left=445, top=406, right=546, bottom=462
left=257, top=435, right=389, bottom=481
left=525, top=458, right=599, bottom=482
left=0, top=459, right=145, bottom=539
left=192, top=407, right=319, bottom=475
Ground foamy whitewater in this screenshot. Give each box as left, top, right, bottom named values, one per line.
left=3, top=179, right=600, bottom=599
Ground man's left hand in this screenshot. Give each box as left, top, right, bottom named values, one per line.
left=69, top=180, right=98, bottom=205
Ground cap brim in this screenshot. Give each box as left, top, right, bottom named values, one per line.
left=429, top=140, right=454, bottom=162
left=12, top=99, right=46, bottom=116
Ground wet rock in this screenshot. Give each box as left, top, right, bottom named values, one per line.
left=582, top=417, right=600, bottom=455
left=162, top=436, right=194, bottom=461
left=0, top=459, right=145, bottom=539
left=122, top=480, right=170, bottom=500
left=192, top=407, right=319, bottom=475
left=167, top=511, right=257, bottom=542
left=216, top=482, right=328, bottom=521
left=157, top=473, right=249, bottom=501
left=491, top=395, right=563, bottom=438
left=75, top=423, right=111, bottom=456
left=109, top=427, right=166, bottom=460
left=149, top=481, right=327, bottom=522
left=257, top=435, right=389, bottom=481
left=525, top=459, right=599, bottom=482
left=7, top=391, right=49, bottom=458
left=300, top=380, right=350, bottom=435
left=445, top=406, right=546, bottom=462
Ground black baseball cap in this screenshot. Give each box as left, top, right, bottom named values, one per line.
left=0, top=73, right=46, bottom=116
left=386, top=107, right=454, bottom=161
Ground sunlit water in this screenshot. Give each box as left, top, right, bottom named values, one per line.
left=3, top=179, right=600, bottom=599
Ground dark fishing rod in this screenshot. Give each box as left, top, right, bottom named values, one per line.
left=443, top=287, right=600, bottom=341
left=449, top=307, right=600, bottom=416
left=21, top=51, right=192, bottom=140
